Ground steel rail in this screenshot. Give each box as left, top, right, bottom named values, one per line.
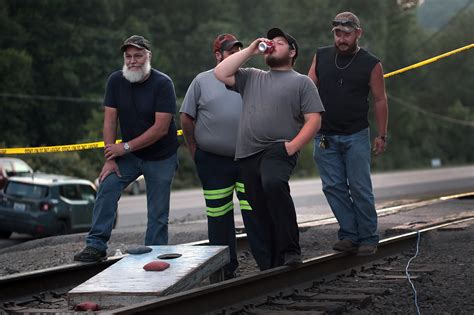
left=109, top=217, right=474, bottom=314
left=0, top=257, right=121, bottom=301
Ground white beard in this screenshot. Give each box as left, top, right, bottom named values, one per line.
left=122, top=60, right=151, bottom=83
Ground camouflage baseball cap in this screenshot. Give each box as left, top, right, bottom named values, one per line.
left=213, top=34, right=243, bottom=52
left=331, top=12, right=361, bottom=33
left=121, top=35, right=151, bottom=52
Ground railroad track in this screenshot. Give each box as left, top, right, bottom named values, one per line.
left=1, top=193, right=473, bottom=314
left=109, top=216, right=474, bottom=314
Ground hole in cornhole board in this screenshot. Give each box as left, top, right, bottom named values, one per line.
left=157, top=253, right=182, bottom=259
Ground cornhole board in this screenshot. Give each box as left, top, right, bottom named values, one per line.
left=68, top=245, right=229, bottom=308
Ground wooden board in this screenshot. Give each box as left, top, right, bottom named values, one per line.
left=68, top=245, right=229, bottom=308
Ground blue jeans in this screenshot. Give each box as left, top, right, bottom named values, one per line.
left=86, top=153, right=177, bottom=251
left=313, top=128, right=379, bottom=245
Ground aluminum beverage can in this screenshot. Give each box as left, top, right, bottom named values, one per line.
left=258, top=40, right=274, bottom=53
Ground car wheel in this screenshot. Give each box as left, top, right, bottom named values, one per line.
left=0, top=231, right=12, bottom=239
left=57, top=220, right=71, bottom=235
left=131, top=182, right=140, bottom=195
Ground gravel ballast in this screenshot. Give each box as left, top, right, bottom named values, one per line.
left=0, top=197, right=472, bottom=314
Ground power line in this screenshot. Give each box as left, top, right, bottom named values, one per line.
left=0, top=93, right=102, bottom=104
left=388, top=93, right=474, bottom=127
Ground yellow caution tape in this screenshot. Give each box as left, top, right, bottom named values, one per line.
left=0, top=141, right=108, bottom=155
left=1, top=44, right=472, bottom=155
left=0, top=129, right=184, bottom=155
left=384, top=43, right=473, bottom=78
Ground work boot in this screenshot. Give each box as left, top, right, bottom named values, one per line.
left=74, top=246, right=107, bottom=262
left=333, top=239, right=358, bottom=252
left=283, top=253, right=303, bottom=267
left=224, top=271, right=237, bottom=280
left=357, top=244, right=378, bottom=256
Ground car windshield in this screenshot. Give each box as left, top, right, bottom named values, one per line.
left=5, top=181, right=48, bottom=198
left=14, top=161, right=33, bottom=174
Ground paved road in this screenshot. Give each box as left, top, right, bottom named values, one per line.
left=2, top=165, right=473, bottom=247
left=116, top=165, right=474, bottom=228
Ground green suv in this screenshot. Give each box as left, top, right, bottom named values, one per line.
left=0, top=173, right=97, bottom=238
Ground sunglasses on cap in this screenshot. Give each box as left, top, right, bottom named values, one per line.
left=332, top=20, right=359, bottom=29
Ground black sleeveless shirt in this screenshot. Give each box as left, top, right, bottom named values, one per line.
left=315, top=46, right=379, bottom=135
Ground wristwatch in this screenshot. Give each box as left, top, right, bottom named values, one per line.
left=123, top=142, right=131, bottom=153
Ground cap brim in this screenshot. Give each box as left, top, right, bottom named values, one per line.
left=222, top=40, right=243, bottom=51
left=267, top=27, right=286, bottom=40
left=120, top=43, right=149, bottom=52
left=332, top=25, right=355, bottom=33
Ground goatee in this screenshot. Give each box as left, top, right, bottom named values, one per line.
left=334, top=42, right=358, bottom=56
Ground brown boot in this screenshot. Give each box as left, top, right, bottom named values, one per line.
left=333, top=239, right=358, bottom=252
left=357, top=244, right=378, bottom=256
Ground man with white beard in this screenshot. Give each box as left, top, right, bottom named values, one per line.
left=74, top=35, right=179, bottom=262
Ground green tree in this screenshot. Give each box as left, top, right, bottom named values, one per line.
left=0, top=0, right=472, bottom=185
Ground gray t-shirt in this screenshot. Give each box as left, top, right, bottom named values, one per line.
left=230, top=68, right=325, bottom=159
left=180, top=69, right=242, bottom=157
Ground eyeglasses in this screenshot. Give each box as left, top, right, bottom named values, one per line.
left=332, top=20, right=359, bottom=29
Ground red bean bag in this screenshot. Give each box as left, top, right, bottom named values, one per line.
left=75, top=301, right=99, bottom=311
left=143, top=260, right=170, bottom=271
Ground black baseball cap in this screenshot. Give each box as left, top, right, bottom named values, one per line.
left=121, top=35, right=151, bottom=52
left=267, top=27, right=298, bottom=62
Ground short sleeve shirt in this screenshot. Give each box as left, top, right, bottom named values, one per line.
left=229, top=68, right=325, bottom=159
left=103, top=69, right=178, bottom=160
left=180, top=69, right=242, bottom=157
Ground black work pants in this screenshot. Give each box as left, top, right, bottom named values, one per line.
left=195, top=148, right=268, bottom=274
left=239, top=142, right=300, bottom=269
